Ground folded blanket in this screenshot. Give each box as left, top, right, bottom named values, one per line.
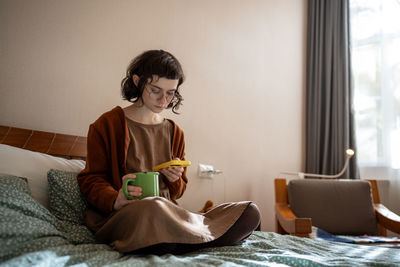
left=310, top=226, right=400, bottom=248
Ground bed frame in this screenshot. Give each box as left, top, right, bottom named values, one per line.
left=0, top=125, right=87, bottom=159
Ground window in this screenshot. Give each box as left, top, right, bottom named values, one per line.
left=350, top=0, right=400, bottom=169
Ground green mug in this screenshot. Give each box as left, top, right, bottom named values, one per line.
left=122, top=172, right=159, bottom=200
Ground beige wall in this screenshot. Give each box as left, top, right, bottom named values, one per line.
left=0, top=0, right=306, bottom=231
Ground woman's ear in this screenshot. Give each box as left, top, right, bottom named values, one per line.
left=132, top=74, right=140, bottom=87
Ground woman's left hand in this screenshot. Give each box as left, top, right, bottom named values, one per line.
left=159, top=158, right=184, bottom=183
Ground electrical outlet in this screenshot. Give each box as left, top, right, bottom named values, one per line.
left=198, top=163, right=214, bottom=178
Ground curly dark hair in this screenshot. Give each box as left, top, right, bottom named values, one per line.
left=121, top=50, right=185, bottom=114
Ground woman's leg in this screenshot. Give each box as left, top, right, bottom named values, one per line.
left=132, top=243, right=177, bottom=256
left=175, top=202, right=261, bottom=254
left=207, top=202, right=261, bottom=246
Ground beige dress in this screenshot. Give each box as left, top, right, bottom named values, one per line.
left=94, top=118, right=251, bottom=253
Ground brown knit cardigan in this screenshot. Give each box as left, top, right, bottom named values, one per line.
left=77, top=106, right=188, bottom=215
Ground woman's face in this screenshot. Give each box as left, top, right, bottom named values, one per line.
left=141, top=76, right=179, bottom=113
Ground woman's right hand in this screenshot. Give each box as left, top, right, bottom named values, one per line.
left=113, top=173, right=142, bottom=211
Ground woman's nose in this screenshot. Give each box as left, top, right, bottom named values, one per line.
left=158, top=93, right=168, bottom=103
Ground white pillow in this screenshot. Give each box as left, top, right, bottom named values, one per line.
left=0, top=144, right=85, bottom=208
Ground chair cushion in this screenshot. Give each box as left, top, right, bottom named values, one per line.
left=288, top=179, right=378, bottom=235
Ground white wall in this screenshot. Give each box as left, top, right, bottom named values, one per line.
left=0, top=0, right=306, bottom=231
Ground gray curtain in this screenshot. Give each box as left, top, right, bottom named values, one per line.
left=305, top=0, right=359, bottom=179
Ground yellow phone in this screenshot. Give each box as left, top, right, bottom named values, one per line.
left=152, top=160, right=191, bottom=172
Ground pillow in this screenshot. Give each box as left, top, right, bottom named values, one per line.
left=47, top=169, right=88, bottom=224
left=0, top=144, right=85, bottom=209
left=0, top=173, right=95, bottom=262
left=0, top=173, right=61, bottom=262
left=0, top=174, right=31, bottom=196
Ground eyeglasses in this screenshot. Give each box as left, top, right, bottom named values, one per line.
left=146, top=84, right=176, bottom=101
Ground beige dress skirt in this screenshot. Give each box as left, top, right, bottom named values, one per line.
left=92, top=197, right=251, bottom=252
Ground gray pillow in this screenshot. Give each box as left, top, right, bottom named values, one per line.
left=0, top=173, right=66, bottom=262
left=47, top=169, right=88, bottom=224
left=0, top=173, right=31, bottom=196
left=0, top=172, right=96, bottom=262
left=288, top=179, right=378, bottom=235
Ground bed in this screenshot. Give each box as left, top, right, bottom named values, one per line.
left=0, top=125, right=399, bottom=267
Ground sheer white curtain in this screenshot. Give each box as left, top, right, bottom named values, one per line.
left=350, top=0, right=400, bottom=218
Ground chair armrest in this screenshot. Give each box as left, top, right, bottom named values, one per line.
left=275, top=203, right=312, bottom=237
left=375, top=203, right=400, bottom=234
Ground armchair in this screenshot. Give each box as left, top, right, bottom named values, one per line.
left=274, top=178, right=400, bottom=237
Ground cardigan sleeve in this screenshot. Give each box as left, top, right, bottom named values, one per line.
left=165, top=124, right=188, bottom=200
left=77, top=123, right=119, bottom=214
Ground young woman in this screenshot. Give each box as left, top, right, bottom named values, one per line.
left=77, top=49, right=261, bottom=255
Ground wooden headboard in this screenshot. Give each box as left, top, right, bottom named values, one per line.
left=0, top=125, right=87, bottom=160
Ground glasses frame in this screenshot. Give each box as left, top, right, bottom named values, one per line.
left=145, top=84, right=177, bottom=102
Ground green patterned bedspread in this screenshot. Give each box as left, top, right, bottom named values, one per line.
left=1, top=174, right=399, bottom=267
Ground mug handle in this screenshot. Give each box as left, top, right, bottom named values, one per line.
left=122, top=178, right=137, bottom=200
